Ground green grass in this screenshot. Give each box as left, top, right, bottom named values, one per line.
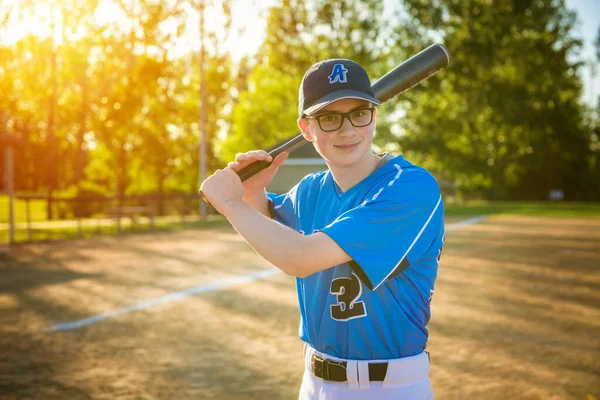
left=445, top=201, right=600, bottom=218
left=0, top=215, right=229, bottom=244
left=0, top=196, right=48, bottom=223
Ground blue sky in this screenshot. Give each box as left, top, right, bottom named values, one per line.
left=565, top=0, right=599, bottom=107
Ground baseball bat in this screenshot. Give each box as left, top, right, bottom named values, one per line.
left=200, top=43, right=451, bottom=205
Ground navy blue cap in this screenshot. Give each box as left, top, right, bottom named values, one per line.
left=298, top=59, right=381, bottom=117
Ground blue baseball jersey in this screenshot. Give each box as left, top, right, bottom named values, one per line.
left=267, top=154, right=445, bottom=360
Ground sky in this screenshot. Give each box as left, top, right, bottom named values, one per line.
left=564, top=0, right=600, bottom=107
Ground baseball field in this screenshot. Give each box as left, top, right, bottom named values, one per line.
left=1, top=214, right=599, bottom=400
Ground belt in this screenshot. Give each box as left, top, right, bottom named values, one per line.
left=310, top=353, right=388, bottom=382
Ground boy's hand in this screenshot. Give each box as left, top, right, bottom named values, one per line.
left=228, top=151, right=288, bottom=200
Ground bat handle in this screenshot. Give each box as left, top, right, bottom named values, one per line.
left=199, top=134, right=308, bottom=207
left=237, top=134, right=307, bottom=180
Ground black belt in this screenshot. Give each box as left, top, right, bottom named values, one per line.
left=310, top=353, right=388, bottom=382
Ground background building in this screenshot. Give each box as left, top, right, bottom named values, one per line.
left=267, top=141, right=326, bottom=194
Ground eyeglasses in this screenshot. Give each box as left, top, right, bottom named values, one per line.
left=304, top=107, right=375, bottom=132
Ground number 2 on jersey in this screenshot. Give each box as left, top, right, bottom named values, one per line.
left=330, top=273, right=367, bottom=321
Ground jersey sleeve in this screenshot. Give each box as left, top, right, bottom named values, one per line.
left=266, top=186, right=297, bottom=229
left=320, top=171, right=444, bottom=291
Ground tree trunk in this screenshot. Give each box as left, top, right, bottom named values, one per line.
left=75, top=64, right=89, bottom=192
left=117, top=145, right=127, bottom=209
left=46, top=19, right=57, bottom=220
left=157, top=172, right=165, bottom=216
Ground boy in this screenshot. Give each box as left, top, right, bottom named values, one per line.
left=200, top=58, right=444, bottom=399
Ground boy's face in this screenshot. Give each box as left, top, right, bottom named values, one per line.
left=298, top=98, right=377, bottom=169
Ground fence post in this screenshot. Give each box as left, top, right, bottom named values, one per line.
left=181, top=196, right=185, bottom=227
left=4, top=146, right=14, bottom=244
left=116, top=197, right=122, bottom=235
left=96, top=201, right=101, bottom=233
left=150, top=197, right=155, bottom=231
left=26, top=198, right=32, bottom=243
left=76, top=198, right=82, bottom=239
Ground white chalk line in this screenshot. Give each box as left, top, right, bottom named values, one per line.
left=45, top=215, right=486, bottom=332
left=45, top=268, right=281, bottom=332
left=445, top=215, right=487, bottom=231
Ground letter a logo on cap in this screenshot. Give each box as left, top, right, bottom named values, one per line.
left=328, top=64, right=348, bottom=84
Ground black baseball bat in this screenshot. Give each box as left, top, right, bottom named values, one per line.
left=200, top=43, right=451, bottom=205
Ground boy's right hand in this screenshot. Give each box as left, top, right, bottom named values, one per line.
left=228, top=150, right=288, bottom=199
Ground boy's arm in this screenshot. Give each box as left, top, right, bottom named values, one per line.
left=200, top=165, right=351, bottom=277
left=242, top=190, right=271, bottom=218
left=227, top=151, right=288, bottom=218
left=221, top=199, right=352, bottom=277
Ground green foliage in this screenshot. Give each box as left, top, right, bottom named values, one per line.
left=444, top=201, right=600, bottom=218
left=0, top=0, right=233, bottom=205
left=218, top=0, right=598, bottom=201
left=1, top=0, right=598, bottom=205
left=217, top=0, right=393, bottom=164
left=0, top=196, right=48, bottom=224
left=217, top=64, right=299, bottom=162
left=596, top=25, right=600, bottom=62
left=397, top=0, right=597, bottom=200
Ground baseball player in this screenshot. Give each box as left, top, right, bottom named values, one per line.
left=200, top=59, right=444, bottom=399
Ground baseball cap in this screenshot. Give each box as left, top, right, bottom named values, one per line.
left=298, top=59, right=381, bottom=117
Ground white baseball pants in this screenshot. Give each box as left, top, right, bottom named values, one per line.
left=299, top=344, right=434, bottom=400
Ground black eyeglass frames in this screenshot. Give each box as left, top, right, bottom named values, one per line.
left=304, top=107, right=375, bottom=132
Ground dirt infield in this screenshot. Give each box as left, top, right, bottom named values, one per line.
left=1, top=216, right=599, bottom=399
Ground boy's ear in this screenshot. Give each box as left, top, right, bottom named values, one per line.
left=297, top=117, right=313, bottom=141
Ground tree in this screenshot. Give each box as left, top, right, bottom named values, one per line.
left=0, top=0, right=234, bottom=207
left=397, top=0, right=593, bottom=200
left=0, top=34, right=57, bottom=193
left=587, top=25, right=600, bottom=197
left=596, top=25, right=600, bottom=62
